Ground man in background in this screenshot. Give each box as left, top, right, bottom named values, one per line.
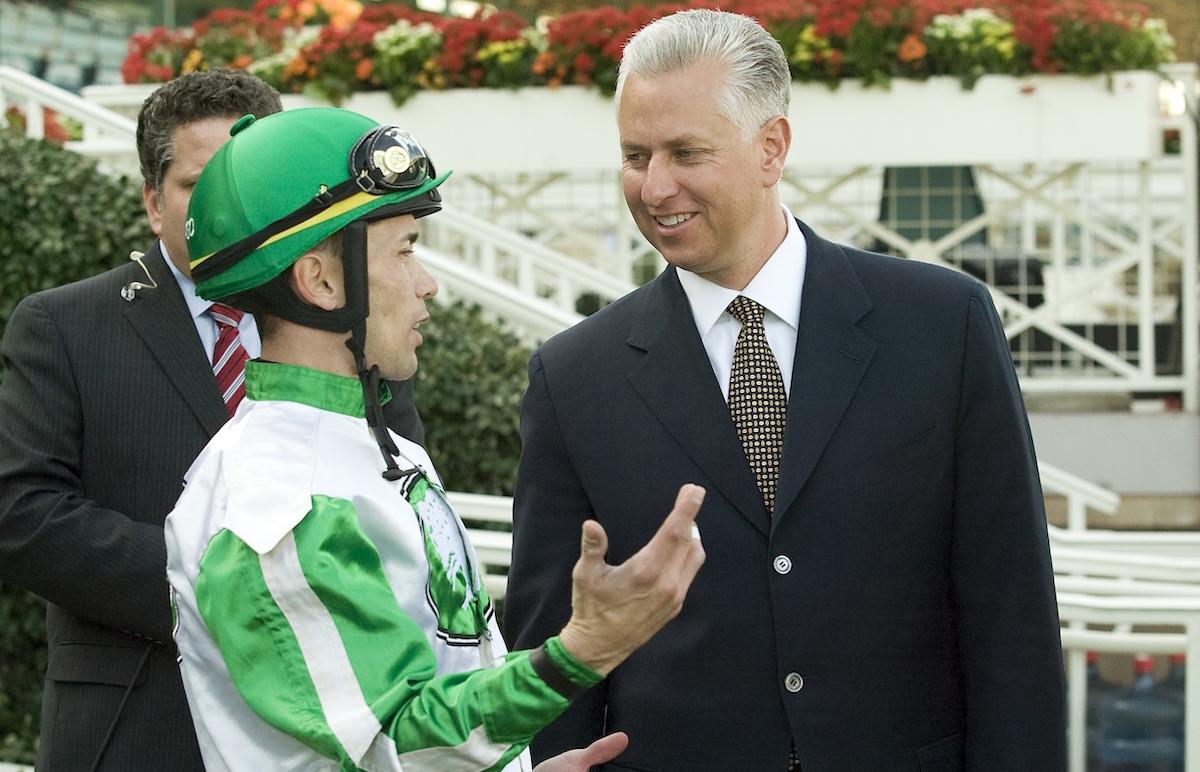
left=0, top=68, right=422, bottom=770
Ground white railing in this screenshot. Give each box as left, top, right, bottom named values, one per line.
left=1040, top=459, right=1122, bottom=530
left=1053, top=526, right=1200, bottom=558
left=418, top=244, right=585, bottom=348
left=0, top=65, right=139, bottom=177
left=1044, top=458, right=1199, bottom=772
left=446, top=491, right=515, bottom=602
left=425, top=206, right=638, bottom=315
left=1059, top=592, right=1200, bottom=772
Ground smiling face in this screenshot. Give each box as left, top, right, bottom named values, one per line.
left=362, top=214, right=439, bottom=381
left=617, top=59, right=791, bottom=290
left=143, top=116, right=236, bottom=277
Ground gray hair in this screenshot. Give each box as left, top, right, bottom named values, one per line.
left=137, top=68, right=282, bottom=194
left=615, top=9, right=790, bottom=143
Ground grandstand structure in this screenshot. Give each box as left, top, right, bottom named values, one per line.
left=1, top=62, right=1199, bottom=772
left=0, top=0, right=141, bottom=91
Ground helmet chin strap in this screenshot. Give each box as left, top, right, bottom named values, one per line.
left=345, top=323, right=405, bottom=481
left=339, top=219, right=405, bottom=482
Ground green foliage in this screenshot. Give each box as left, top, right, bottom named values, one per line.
left=416, top=301, right=530, bottom=496
left=0, top=130, right=151, bottom=765
left=1050, top=16, right=1175, bottom=75
left=0, top=130, right=153, bottom=350
left=0, top=584, right=44, bottom=764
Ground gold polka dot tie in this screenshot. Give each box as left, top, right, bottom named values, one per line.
left=727, top=296, right=787, bottom=513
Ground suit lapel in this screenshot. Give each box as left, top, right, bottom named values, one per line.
left=772, top=223, right=876, bottom=526
left=123, top=245, right=228, bottom=437
left=626, top=270, right=771, bottom=535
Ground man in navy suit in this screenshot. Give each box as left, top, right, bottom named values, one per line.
left=0, top=69, right=424, bottom=770
left=505, top=10, right=1066, bottom=771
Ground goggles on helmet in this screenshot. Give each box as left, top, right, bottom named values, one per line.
left=349, top=126, right=437, bottom=194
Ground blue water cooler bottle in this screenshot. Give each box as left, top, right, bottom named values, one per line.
left=1095, top=653, right=1184, bottom=771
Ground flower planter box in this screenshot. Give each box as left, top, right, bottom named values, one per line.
left=280, top=87, right=622, bottom=175
left=86, top=70, right=1164, bottom=174
left=784, top=71, right=1164, bottom=167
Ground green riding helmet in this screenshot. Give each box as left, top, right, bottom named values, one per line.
left=186, top=106, right=449, bottom=305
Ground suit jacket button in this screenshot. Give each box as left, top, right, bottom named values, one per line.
left=785, top=672, right=804, bottom=693
left=773, top=555, right=792, bottom=574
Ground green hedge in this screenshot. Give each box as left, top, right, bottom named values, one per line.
left=0, top=129, right=530, bottom=762
left=0, top=124, right=153, bottom=765
left=417, top=301, right=528, bottom=496
left=0, top=127, right=153, bottom=338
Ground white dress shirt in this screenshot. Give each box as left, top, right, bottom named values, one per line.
left=676, top=205, right=807, bottom=400
left=162, top=241, right=262, bottom=361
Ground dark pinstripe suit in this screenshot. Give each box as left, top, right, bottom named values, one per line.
left=0, top=245, right=424, bottom=770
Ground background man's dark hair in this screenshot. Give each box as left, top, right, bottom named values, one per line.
left=137, top=68, right=282, bottom=193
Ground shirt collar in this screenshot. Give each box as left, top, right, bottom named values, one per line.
left=676, top=205, right=807, bottom=337
left=245, top=360, right=392, bottom=418
left=162, top=240, right=210, bottom=322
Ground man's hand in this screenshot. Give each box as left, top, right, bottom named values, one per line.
left=532, top=731, right=630, bottom=771
left=558, top=483, right=706, bottom=675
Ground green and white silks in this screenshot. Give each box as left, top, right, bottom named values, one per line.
left=166, top=361, right=599, bottom=772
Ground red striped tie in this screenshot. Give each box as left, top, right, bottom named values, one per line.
left=208, top=303, right=250, bottom=417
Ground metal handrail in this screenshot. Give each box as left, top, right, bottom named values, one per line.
left=1038, top=460, right=1121, bottom=531
left=417, top=244, right=583, bottom=347
left=1051, top=525, right=1200, bottom=556
left=428, top=206, right=638, bottom=309
left=0, top=64, right=135, bottom=140
left=1059, top=592, right=1200, bottom=772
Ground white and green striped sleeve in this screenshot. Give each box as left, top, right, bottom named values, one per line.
left=195, top=494, right=601, bottom=771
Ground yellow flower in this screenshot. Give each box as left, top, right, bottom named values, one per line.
left=181, top=48, right=204, bottom=73
left=791, top=25, right=832, bottom=65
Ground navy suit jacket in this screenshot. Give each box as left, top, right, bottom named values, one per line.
left=505, top=221, right=1065, bottom=772
left=0, top=245, right=423, bottom=771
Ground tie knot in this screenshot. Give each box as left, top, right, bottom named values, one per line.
left=727, top=295, right=765, bottom=326
left=208, top=303, right=244, bottom=329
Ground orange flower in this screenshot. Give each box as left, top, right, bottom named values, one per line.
left=897, top=33, right=927, bottom=63
left=284, top=55, right=309, bottom=77
left=532, top=50, right=555, bottom=75
left=355, top=58, right=372, bottom=80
